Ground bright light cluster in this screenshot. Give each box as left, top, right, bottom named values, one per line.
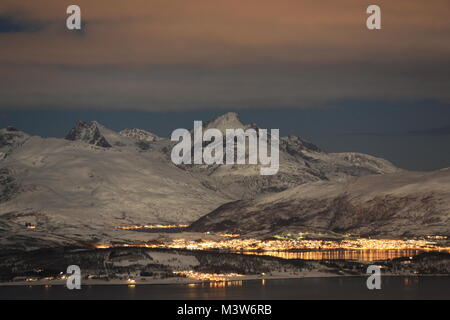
left=173, top=271, right=244, bottom=282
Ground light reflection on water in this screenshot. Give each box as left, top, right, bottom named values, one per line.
left=237, top=249, right=437, bottom=261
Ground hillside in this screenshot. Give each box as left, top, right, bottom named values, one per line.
left=189, top=168, right=450, bottom=237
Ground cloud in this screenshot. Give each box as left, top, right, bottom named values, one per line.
left=0, top=14, right=45, bottom=33
left=0, top=0, right=449, bottom=111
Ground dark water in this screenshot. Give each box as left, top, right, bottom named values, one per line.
left=1, top=277, right=449, bottom=300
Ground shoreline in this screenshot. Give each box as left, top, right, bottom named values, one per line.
left=1, top=273, right=449, bottom=287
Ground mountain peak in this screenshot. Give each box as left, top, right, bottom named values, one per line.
left=65, top=121, right=112, bottom=148
left=205, top=112, right=245, bottom=133
left=212, top=112, right=240, bottom=122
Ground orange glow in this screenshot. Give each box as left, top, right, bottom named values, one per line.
left=93, top=244, right=112, bottom=249
left=116, top=224, right=189, bottom=230
left=219, top=234, right=240, bottom=238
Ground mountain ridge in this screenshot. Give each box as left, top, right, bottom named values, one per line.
left=189, top=168, right=450, bottom=237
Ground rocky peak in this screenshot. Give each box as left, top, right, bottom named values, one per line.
left=6, top=126, right=19, bottom=132
left=65, top=121, right=112, bottom=148
left=0, top=127, right=29, bottom=149
left=204, top=112, right=245, bottom=133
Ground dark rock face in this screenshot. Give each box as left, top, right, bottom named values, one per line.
left=0, top=135, right=13, bottom=149
left=119, top=128, right=160, bottom=143
left=135, top=140, right=152, bottom=151
left=0, top=130, right=27, bottom=149
left=280, top=136, right=322, bottom=154
left=0, top=168, right=20, bottom=203
left=65, top=121, right=112, bottom=148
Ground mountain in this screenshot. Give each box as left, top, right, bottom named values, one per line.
left=189, top=168, right=450, bottom=237
left=0, top=113, right=400, bottom=248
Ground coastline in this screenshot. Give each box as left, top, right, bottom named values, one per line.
left=2, top=272, right=449, bottom=287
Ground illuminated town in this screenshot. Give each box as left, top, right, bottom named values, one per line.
left=102, top=226, right=450, bottom=261
left=86, top=226, right=450, bottom=261
left=93, top=235, right=450, bottom=257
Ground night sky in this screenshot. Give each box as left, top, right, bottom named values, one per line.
left=0, top=0, right=449, bottom=171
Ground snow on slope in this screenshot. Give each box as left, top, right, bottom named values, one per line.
left=189, top=168, right=450, bottom=237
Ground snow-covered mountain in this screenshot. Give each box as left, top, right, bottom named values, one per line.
left=0, top=113, right=401, bottom=248
left=189, top=168, right=450, bottom=237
